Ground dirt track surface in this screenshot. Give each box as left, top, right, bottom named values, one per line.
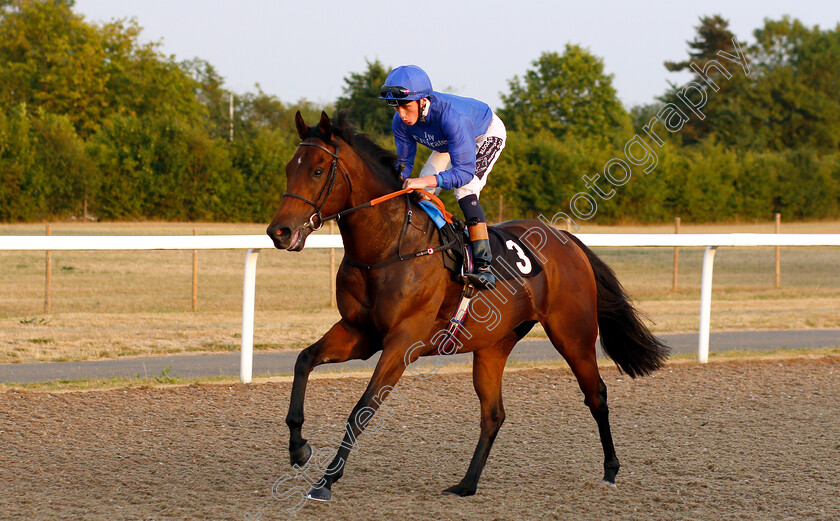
left=2, top=357, right=839, bottom=521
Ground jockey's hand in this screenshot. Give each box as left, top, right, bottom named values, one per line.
left=402, top=176, right=438, bottom=190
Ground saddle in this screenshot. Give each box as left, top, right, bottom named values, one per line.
left=417, top=201, right=544, bottom=282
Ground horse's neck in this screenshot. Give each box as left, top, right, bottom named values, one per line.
left=338, top=166, right=433, bottom=266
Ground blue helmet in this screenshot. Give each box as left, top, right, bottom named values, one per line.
left=379, top=65, right=433, bottom=102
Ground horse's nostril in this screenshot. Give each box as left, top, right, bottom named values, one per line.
left=266, top=225, right=291, bottom=243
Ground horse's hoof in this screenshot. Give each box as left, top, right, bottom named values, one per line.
left=289, top=441, right=313, bottom=467
left=306, top=486, right=331, bottom=502
left=442, top=483, right=476, bottom=497
left=603, top=465, right=619, bottom=484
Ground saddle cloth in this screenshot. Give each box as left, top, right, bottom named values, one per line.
left=417, top=200, right=543, bottom=281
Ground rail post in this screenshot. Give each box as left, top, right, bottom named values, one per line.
left=329, top=221, right=336, bottom=308
left=775, top=213, right=781, bottom=288
left=672, top=217, right=680, bottom=291
left=698, top=246, right=718, bottom=363
left=240, top=248, right=261, bottom=383
left=192, top=229, right=198, bottom=311
left=44, top=224, right=52, bottom=313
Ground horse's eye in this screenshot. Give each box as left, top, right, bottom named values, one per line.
left=313, top=169, right=323, bottom=177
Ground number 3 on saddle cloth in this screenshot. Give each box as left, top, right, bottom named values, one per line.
left=417, top=200, right=545, bottom=356
left=417, top=200, right=544, bottom=283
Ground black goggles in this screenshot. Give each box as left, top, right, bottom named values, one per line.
left=380, top=85, right=412, bottom=99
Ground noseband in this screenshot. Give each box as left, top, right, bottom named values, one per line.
left=282, top=140, right=351, bottom=230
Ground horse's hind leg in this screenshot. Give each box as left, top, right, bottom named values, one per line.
left=542, top=319, right=621, bottom=484
left=444, top=340, right=515, bottom=497
left=286, top=319, right=376, bottom=467
left=588, top=376, right=620, bottom=484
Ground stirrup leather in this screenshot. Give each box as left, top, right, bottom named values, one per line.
left=433, top=284, right=476, bottom=356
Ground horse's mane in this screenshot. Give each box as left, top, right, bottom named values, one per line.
left=330, top=112, right=402, bottom=188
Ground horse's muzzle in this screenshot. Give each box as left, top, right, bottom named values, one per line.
left=266, top=223, right=311, bottom=251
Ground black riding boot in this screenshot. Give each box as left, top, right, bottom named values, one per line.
left=464, top=223, right=495, bottom=290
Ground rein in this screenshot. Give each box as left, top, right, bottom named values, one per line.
left=282, top=138, right=458, bottom=270
left=328, top=187, right=453, bottom=224
left=343, top=194, right=461, bottom=270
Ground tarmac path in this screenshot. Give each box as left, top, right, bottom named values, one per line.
left=1, top=329, right=838, bottom=384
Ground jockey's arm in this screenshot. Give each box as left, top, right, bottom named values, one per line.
left=434, top=115, right=477, bottom=190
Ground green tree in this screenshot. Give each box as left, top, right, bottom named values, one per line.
left=665, top=15, right=738, bottom=72
left=662, top=16, right=840, bottom=152
left=498, top=46, right=631, bottom=142
left=236, top=87, right=321, bottom=136
left=743, top=18, right=840, bottom=152
left=182, top=58, right=232, bottom=140
left=0, top=104, right=37, bottom=220
left=335, top=58, right=394, bottom=137
left=229, top=126, right=296, bottom=220
left=660, top=15, right=746, bottom=146
left=90, top=113, right=243, bottom=221
left=0, top=0, right=110, bottom=136
left=96, top=17, right=204, bottom=124
left=774, top=149, right=840, bottom=218
left=735, top=150, right=787, bottom=219
left=0, top=0, right=344, bottom=223
left=230, top=89, right=327, bottom=220
left=30, top=108, right=98, bottom=219
left=0, top=0, right=204, bottom=138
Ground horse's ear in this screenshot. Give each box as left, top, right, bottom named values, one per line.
left=294, top=110, right=308, bottom=140
left=317, top=111, right=333, bottom=141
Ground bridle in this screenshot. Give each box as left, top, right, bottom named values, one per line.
left=282, top=139, right=352, bottom=230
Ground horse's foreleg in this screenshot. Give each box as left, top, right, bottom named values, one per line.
left=444, top=346, right=510, bottom=497
left=306, top=343, right=413, bottom=502
left=286, top=319, right=374, bottom=467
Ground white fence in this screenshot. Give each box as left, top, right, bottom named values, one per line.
left=2, top=233, right=839, bottom=382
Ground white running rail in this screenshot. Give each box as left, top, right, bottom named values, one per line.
left=2, top=233, right=838, bottom=382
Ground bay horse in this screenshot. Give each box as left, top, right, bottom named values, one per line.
left=266, top=111, right=669, bottom=502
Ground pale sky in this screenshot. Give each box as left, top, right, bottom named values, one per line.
left=74, top=0, right=840, bottom=112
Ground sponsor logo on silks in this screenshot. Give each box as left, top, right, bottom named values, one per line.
left=414, top=131, right=448, bottom=148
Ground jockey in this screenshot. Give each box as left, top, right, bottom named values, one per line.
left=379, top=65, right=506, bottom=290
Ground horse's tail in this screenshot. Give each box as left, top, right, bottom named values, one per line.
left=564, top=232, right=670, bottom=378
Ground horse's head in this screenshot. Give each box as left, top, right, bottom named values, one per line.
left=267, top=111, right=352, bottom=251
